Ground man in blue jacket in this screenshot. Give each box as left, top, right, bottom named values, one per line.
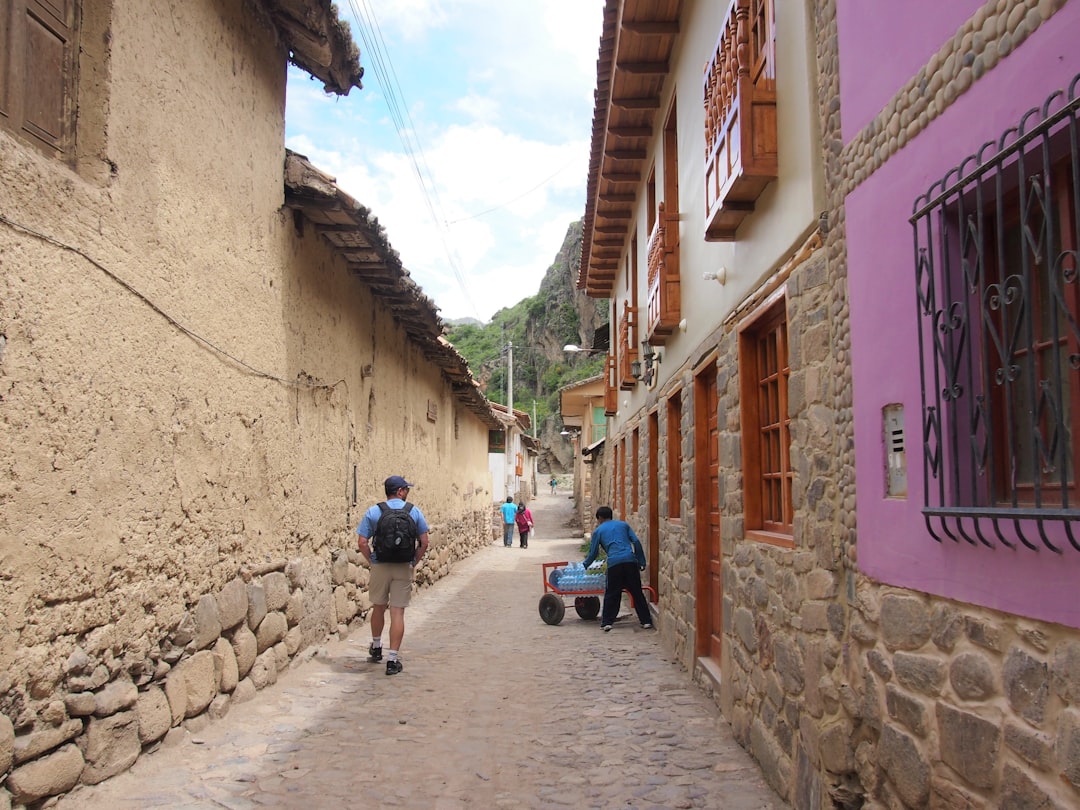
left=583, top=506, right=654, bottom=631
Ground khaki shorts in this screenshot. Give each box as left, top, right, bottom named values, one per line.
left=368, top=562, right=414, bottom=608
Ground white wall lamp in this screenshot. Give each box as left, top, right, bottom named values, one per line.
left=703, top=266, right=727, bottom=284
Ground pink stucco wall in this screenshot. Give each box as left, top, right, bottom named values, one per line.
left=845, top=2, right=1080, bottom=629
left=836, top=0, right=980, bottom=143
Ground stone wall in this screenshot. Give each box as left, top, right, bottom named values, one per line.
left=0, top=506, right=492, bottom=807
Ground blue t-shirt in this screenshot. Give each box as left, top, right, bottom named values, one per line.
left=356, top=498, right=428, bottom=562
left=584, top=519, right=646, bottom=569
left=499, top=502, right=518, bottom=524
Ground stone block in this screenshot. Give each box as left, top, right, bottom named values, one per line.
left=880, top=594, right=931, bottom=651
left=0, top=712, right=12, bottom=773
left=64, top=692, right=96, bottom=717
left=40, top=701, right=65, bottom=725
left=867, top=649, right=892, bottom=681
left=894, top=652, right=946, bottom=696
left=136, top=687, right=171, bottom=745
left=263, top=571, right=290, bottom=612
left=772, top=634, right=805, bottom=695
left=249, top=650, right=277, bottom=690
left=167, top=650, right=216, bottom=720
left=285, top=626, right=304, bottom=657
left=273, top=641, right=289, bottom=671
left=937, top=703, right=1000, bottom=789
left=193, top=594, right=222, bottom=651
left=819, top=721, right=854, bottom=773
left=232, top=678, right=256, bottom=704
left=285, top=589, right=305, bottom=627
left=885, top=684, right=928, bottom=737
left=949, top=652, right=997, bottom=701
left=800, top=602, right=830, bottom=633
left=1003, top=721, right=1053, bottom=770
left=931, top=606, right=964, bottom=653
left=1052, top=641, right=1080, bottom=705
left=212, top=637, right=239, bottom=693
left=255, top=611, right=288, bottom=653
left=215, top=578, right=249, bottom=630
left=231, top=624, right=258, bottom=679
left=331, top=551, right=349, bottom=586
left=94, top=679, right=138, bottom=717
left=878, top=723, right=930, bottom=808
left=247, top=582, right=268, bottom=630
left=1003, top=647, right=1048, bottom=725
left=964, top=617, right=1003, bottom=652
left=749, top=717, right=792, bottom=799
left=6, top=743, right=83, bottom=805
left=734, top=609, right=760, bottom=652
left=81, top=711, right=140, bottom=785
left=805, top=569, right=837, bottom=600
left=1000, top=763, right=1055, bottom=808
left=207, top=694, right=230, bottom=720
left=1058, top=707, right=1080, bottom=790
left=929, top=777, right=983, bottom=809
left=12, top=719, right=83, bottom=765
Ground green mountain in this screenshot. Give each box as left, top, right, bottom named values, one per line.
left=446, top=219, right=607, bottom=472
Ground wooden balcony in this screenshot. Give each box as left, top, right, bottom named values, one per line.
left=703, top=0, right=777, bottom=242
left=618, top=303, right=639, bottom=390
left=646, top=201, right=680, bottom=343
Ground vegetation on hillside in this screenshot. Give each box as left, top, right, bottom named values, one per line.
left=446, top=219, right=606, bottom=451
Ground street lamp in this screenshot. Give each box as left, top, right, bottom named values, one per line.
left=563, top=344, right=606, bottom=355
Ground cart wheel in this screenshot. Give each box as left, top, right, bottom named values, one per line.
left=539, top=593, right=566, bottom=625
left=574, top=596, right=601, bottom=620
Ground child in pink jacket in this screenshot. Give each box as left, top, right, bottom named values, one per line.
left=515, top=502, right=534, bottom=549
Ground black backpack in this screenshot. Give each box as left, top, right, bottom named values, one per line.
left=372, top=501, right=419, bottom=563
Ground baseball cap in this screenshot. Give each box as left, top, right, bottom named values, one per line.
left=384, top=475, right=414, bottom=491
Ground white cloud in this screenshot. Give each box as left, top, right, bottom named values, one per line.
left=286, top=0, right=604, bottom=321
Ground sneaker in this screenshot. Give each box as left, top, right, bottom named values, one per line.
left=385, top=659, right=403, bottom=676
left=641, top=623, right=654, bottom=630
left=368, top=644, right=383, bottom=662
left=601, top=624, right=613, bottom=632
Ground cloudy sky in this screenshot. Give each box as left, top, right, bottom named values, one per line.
left=284, top=0, right=604, bottom=323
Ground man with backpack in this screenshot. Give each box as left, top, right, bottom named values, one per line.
left=356, top=475, right=429, bottom=675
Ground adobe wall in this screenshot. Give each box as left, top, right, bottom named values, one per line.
left=0, top=0, right=493, bottom=804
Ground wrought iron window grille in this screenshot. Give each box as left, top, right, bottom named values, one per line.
left=911, top=72, right=1080, bottom=552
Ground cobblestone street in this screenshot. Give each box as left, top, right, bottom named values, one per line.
left=54, top=490, right=787, bottom=809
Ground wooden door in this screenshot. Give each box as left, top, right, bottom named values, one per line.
left=647, top=409, right=660, bottom=594
left=694, top=362, right=722, bottom=660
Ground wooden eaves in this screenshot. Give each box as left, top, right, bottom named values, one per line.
left=260, top=0, right=365, bottom=95
left=578, top=0, right=680, bottom=298
left=283, top=151, right=502, bottom=430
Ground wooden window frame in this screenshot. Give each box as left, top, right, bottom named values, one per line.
left=667, top=390, right=682, bottom=519
left=1, top=0, right=79, bottom=160
left=739, top=290, right=793, bottom=546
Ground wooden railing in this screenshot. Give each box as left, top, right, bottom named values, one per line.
left=604, top=354, right=618, bottom=416
left=646, top=201, right=680, bottom=341
left=703, top=0, right=777, bottom=241
left=617, top=303, right=639, bottom=390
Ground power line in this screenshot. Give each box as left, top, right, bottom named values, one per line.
left=445, top=159, right=577, bottom=225
left=346, top=0, right=481, bottom=320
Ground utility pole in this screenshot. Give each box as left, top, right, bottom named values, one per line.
left=506, top=341, right=514, bottom=498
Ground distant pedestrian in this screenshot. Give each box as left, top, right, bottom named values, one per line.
left=583, top=506, right=653, bottom=631
left=515, top=501, right=534, bottom=548
left=356, top=475, right=429, bottom=675
left=549, top=475, right=558, bottom=494
left=499, top=496, right=517, bottom=547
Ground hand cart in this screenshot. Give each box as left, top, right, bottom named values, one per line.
left=538, top=560, right=657, bottom=626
